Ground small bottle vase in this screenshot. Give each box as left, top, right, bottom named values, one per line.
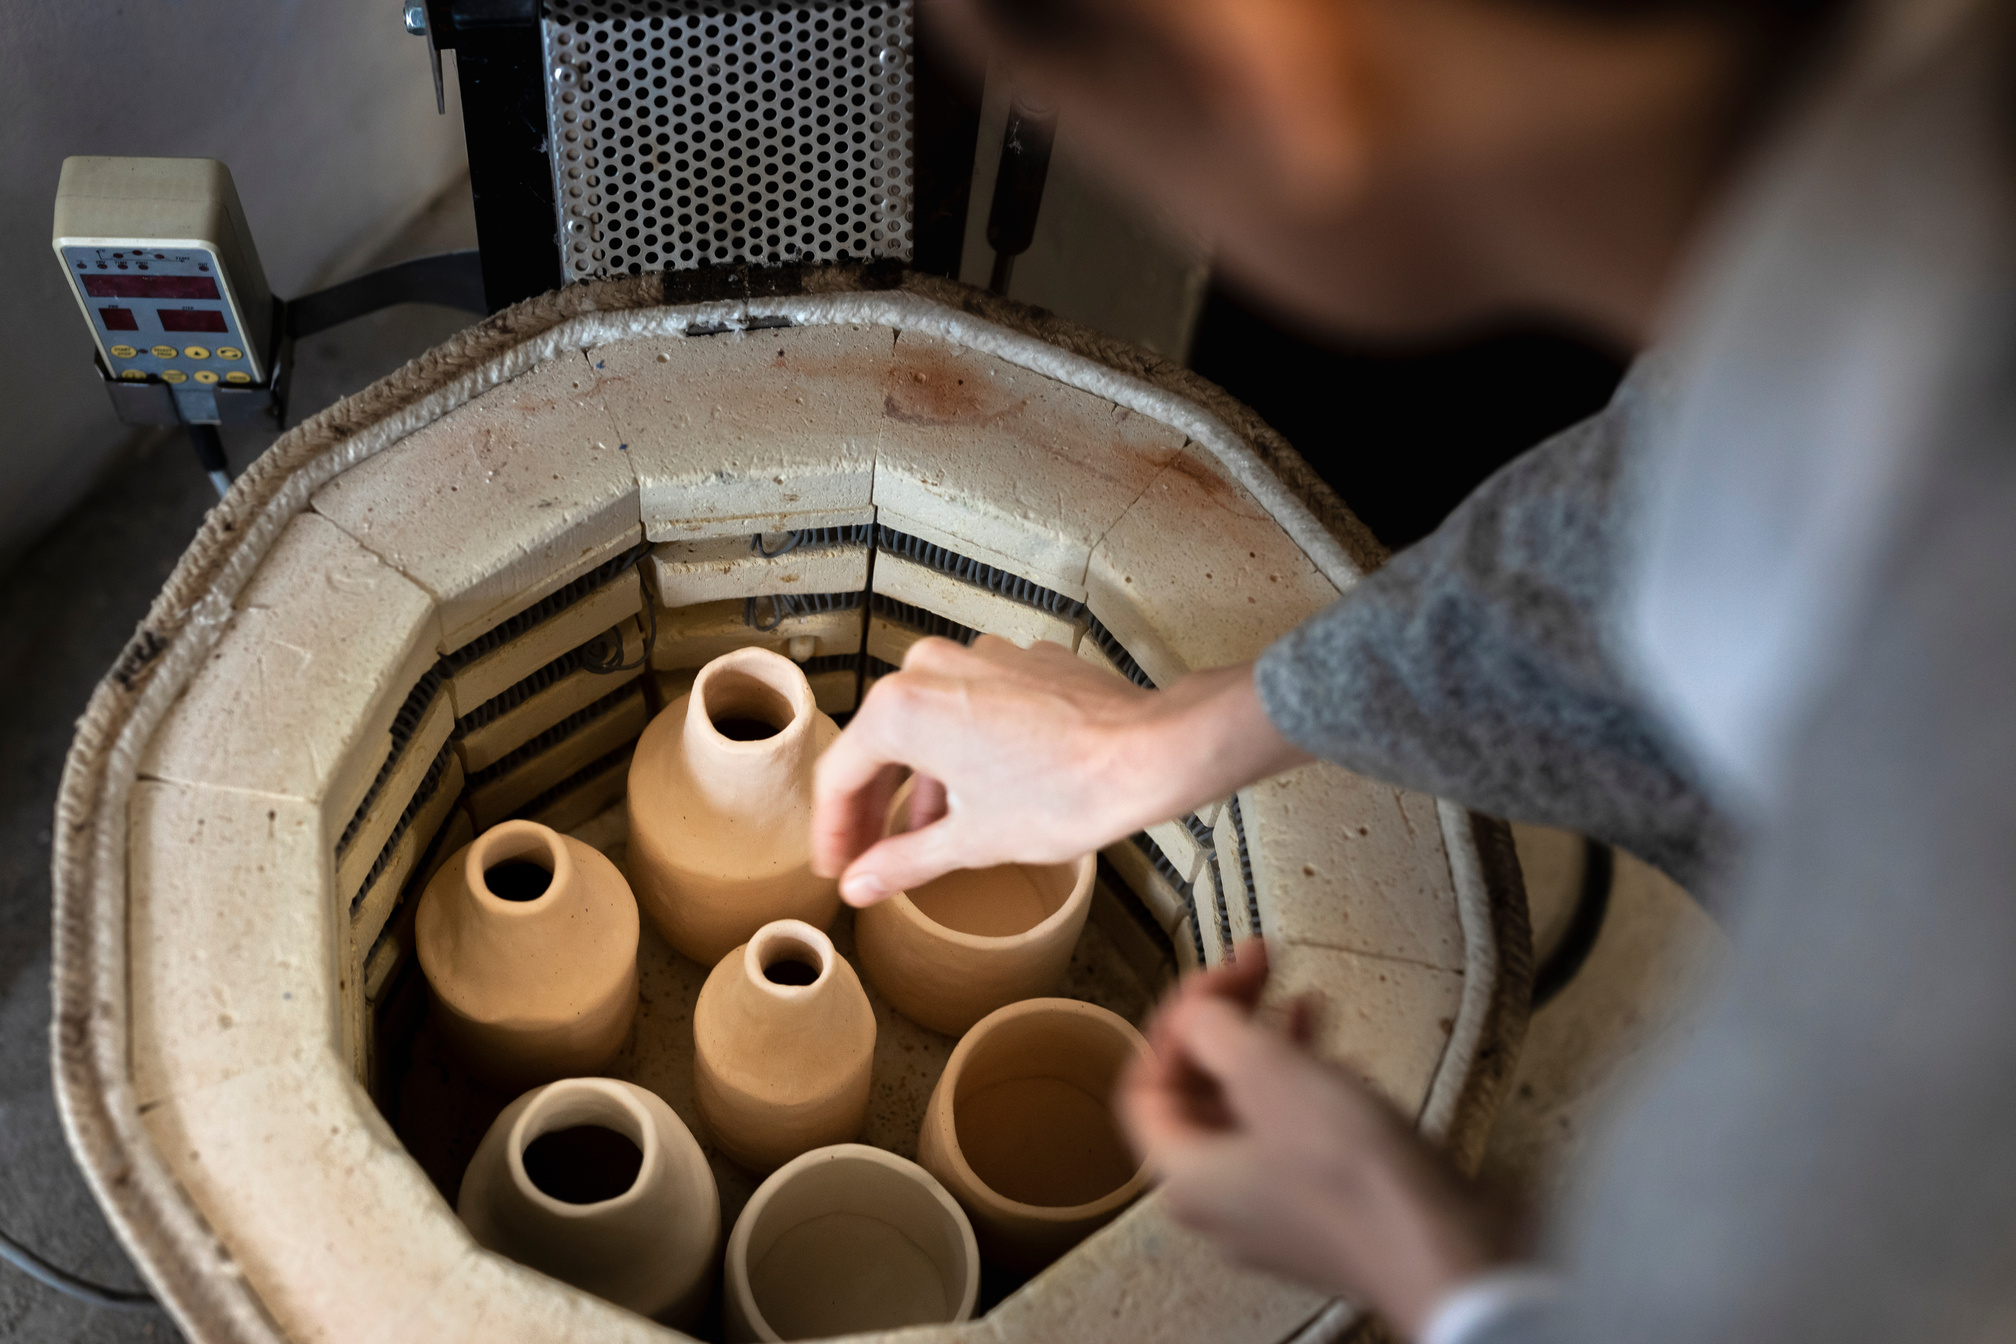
left=416, top=818, right=639, bottom=1089
left=457, top=1077, right=721, bottom=1326
left=693, top=919, right=876, bottom=1173
left=627, top=647, right=841, bottom=965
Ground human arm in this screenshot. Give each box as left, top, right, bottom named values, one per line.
left=810, top=634, right=1310, bottom=904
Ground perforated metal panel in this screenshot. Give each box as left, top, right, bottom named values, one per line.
left=541, top=1, right=914, bottom=280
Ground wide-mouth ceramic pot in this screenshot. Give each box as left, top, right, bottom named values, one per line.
left=724, top=1143, right=980, bottom=1342
left=457, top=1076, right=720, bottom=1326
left=917, top=998, right=1153, bottom=1270
left=856, top=782, right=1097, bottom=1036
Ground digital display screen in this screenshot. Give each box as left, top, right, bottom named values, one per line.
left=80, top=273, right=221, bottom=300
left=159, top=308, right=229, bottom=333
left=99, top=306, right=138, bottom=331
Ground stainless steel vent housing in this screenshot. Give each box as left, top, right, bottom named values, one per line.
left=543, top=1, right=914, bottom=279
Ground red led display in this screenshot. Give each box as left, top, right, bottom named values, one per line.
left=158, top=308, right=229, bottom=333
left=99, top=307, right=138, bottom=331
left=80, top=273, right=221, bottom=300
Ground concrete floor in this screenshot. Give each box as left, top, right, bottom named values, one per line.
left=0, top=178, right=1728, bottom=1340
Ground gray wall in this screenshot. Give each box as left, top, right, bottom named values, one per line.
left=960, top=66, right=1211, bottom=364
left=0, top=0, right=470, bottom=571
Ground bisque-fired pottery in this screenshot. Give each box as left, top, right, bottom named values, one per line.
left=627, top=647, right=841, bottom=965
left=724, top=1143, right=980, bottom=1343
left=856, top=842, right=1097, bottom=1036
left=694, top=919, right=876, bottom=1173
left=458, top=1077, right=720, bottom=1325
left=416, top=819, right=639, bottom=1088
left=919, top=998, right=1153, bottom=1270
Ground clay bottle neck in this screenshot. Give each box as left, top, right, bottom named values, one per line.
left=462, top=820, right=577, bottom=942
left=727, top=921, right=845, bottom=1029
left=498, top=1082, right=665, bottom=1251
left=681, top=656, right=815, bottom=818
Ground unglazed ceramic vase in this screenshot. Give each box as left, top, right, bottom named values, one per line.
left=416, top=819, right=639, bottom=1088
left=857, top=847, right=1096, bottom=1036
left=724, top=1143, right=980, bottom=1343
left=918, top=998, right=1153, bottom=1270
left=693, top=919, right=876, bottom=1172
left=458, top=1077, right=720, bottom=1325
left=627, top=647, right=842, bottom=966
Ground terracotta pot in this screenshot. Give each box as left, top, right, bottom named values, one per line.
left=416, top=819, right=639, bottom=1088
left=458, top=1077, right=720, bottom=1325
left=627, top=647, right=842, bottom=966
left=724, top=1143, right=980, bottom=1342
left=857, top=847, right=1096, bottom=1036
left=694, top=919, right=876, bottom=1172
left=918, top=998, right=1153, bottom=1271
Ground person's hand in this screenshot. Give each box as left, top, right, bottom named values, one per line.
left=1120, top=942, right=1519, bottom=1337
left=811, top=635, right=1307, bottom=906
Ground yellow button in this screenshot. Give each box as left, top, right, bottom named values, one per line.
left=109, top=344, right=137, bottom=359
left=224, top=371, right=252, bottom=385
left=151, top=344, right=176, bottom=358
left=160, top=370, right=188, bottom=384
left=183, top=346, right=211, bottom=360
left=217, top=346, right=243, bottom=361
left=119, top=369, right=147, bottom=380
left=194, top=370, right=219, bottom=385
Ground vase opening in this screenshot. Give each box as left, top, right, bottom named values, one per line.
left=763, top=957, right=820, bottom=986
left=468, top=822, right=567, bottom=908
left=951, top=1009, right=1142, bottom=1209
left=484, top=859, right=554, bottom=902
left=521, top=1124, right=644, bottom=1205
left=748, top=922, right=832, bottom=993
left=701, top=664, right=798, bottom=743
left=906, top=860, right=1077, bottom=939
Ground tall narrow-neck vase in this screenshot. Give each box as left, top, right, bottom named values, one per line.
left=627, top=648, right=841, bottom=965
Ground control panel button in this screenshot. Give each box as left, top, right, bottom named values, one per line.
left=160, top=370, right=188, bottom=384
left=194, top=370, right=219, bottom=384
left=119, top=369, right=148, bottom=381
left=183, top=345, right=211, bottom=360
left=217, top=346, right=243, bottom=361
left=151, top=344, right=176, bottom=358
left=109, top=344, right=137, bottom=358
left=224, top=371, right=252, bottom=384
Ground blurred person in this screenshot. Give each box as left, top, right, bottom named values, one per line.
left=815, top=0, right=2016, bottom=1340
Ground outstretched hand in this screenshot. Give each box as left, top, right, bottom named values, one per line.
left=1120, top=942, right=1519, bottom=1338
left=810, top=635, right=1307, bottom=906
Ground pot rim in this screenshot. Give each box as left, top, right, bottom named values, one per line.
left=504, top=1077, right=663, bottom=1220
left=726, top=1142, right=981, bottom=1342
left=741, top=918, right=840, bottom=1000
left=931, top=998, right=1155, bottom=1224
left=463, top=819, right=573, bottom=919
left=881, top=851, right=1096, bottom=951
left=687, top=645, right=816, bottom=755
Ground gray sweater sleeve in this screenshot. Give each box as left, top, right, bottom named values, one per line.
left=1254, top=384, right=1734, bottom=895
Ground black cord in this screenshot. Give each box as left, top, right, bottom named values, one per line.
left=0, top=1226, right=157, bottom=1311
left=1530, top=838, right=1614, bottom=1009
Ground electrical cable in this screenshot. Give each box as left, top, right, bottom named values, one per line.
left=1530, top=838, right=1614, bottom=1009
left=0, top=1226, right=158, bottom=1311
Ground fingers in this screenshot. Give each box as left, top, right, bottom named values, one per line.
left=1159, top=994, right=1312, bottom=1130
left=837, top=815, right=965, bottom=907
left=905, top=774, right=949, bottom=834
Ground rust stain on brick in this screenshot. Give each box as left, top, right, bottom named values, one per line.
left=882, top=348, right=1024, bottom=427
